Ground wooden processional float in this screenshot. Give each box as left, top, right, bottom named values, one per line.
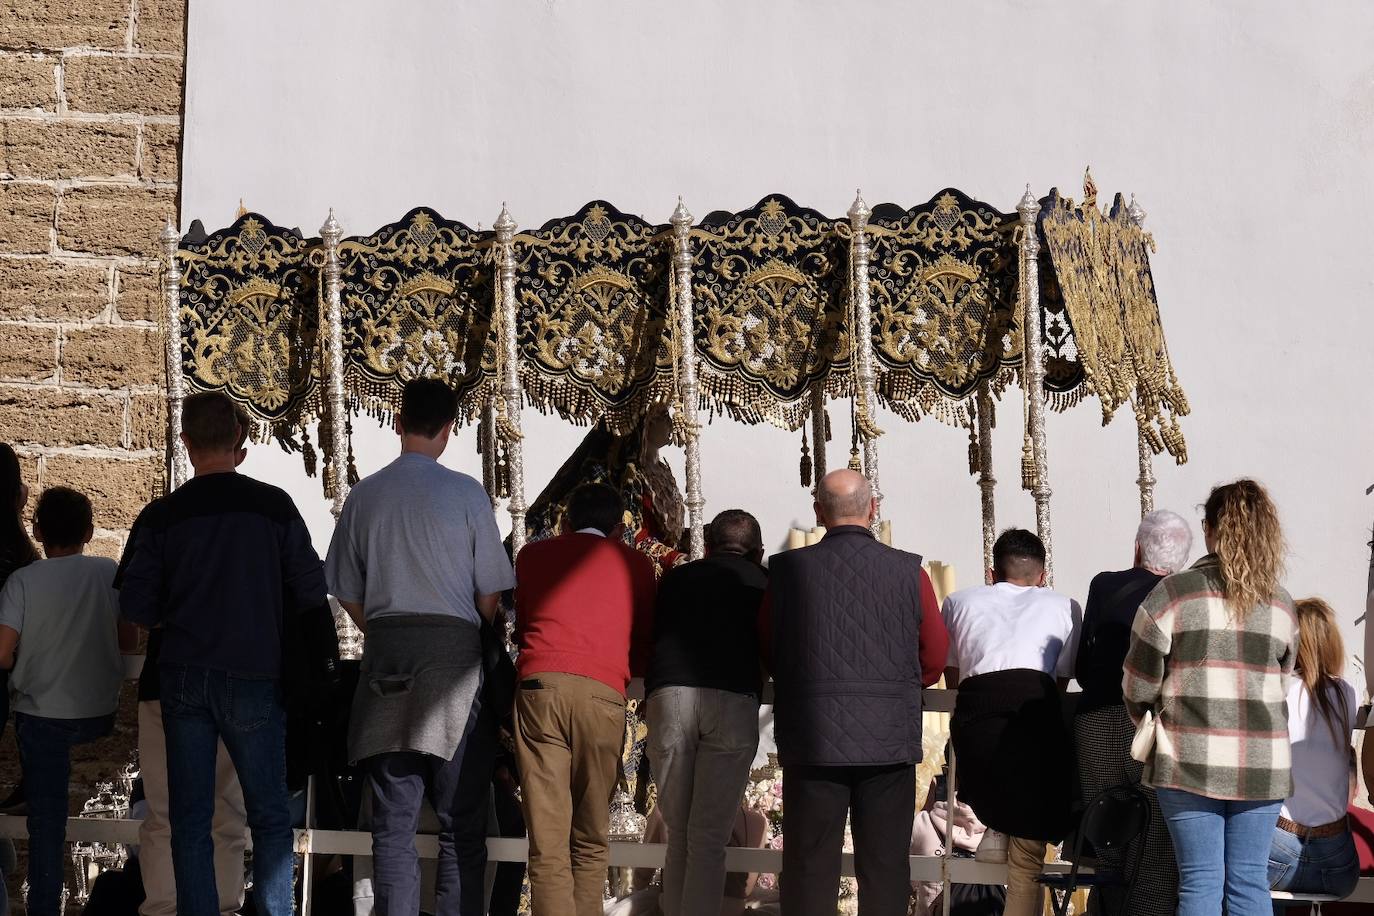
left=157, top=169, right=1190, bottom=589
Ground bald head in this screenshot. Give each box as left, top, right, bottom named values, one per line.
left=815, top=469, right=874, bottom=527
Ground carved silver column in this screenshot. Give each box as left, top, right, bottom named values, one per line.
left=670, top=198, right=706, bottom=560
left=1128, top=195, right=1156, bottom=518
left=810, top=385, right=827, bottom=490
left=976, top=379, right=997, bottom=583
left=320, top=211, right=351, bottom=518
left=1017, top=186, right=1054, bottom=584
left=159, top=221, right=188, bottom=492
left=494, top=205, right=528, bottom=559
left=848, top=191, right=882, bottom=530
left=1136, top=429, right=1156, bottom=517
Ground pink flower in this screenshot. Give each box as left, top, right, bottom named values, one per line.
left=770, top=834, right=785, bottom=850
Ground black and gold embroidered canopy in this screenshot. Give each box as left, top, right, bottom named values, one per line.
left=689, top=195, right=849, bottom=430
left=173, top=183, right=1187, bottom=468
left=1038, top=176, right=1190, bottom=462
left=335, top=207, right=497, bottom=422
left=866, top=189, right=1021, bottom=426
left=512, top=201, right=675, bottom=434
left=177, top=212, right=320, bottom=431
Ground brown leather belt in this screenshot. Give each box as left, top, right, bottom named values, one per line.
left=1277, top=814, right=1348, bottom=839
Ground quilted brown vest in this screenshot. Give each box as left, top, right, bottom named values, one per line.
left=771, top=525, right=924, bottom=767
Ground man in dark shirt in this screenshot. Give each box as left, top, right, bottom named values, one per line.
left=120, top=392, right=326, bottom=916
left=644, top=509, right=767, bottom=916
left=1074, top=509, right=1193, bottom=714
left=115, top=406, right=252, bottom=916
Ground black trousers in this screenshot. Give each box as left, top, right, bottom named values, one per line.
left=780, top=762, right=915, bottom=916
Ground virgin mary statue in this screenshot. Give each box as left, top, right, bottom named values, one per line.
left=524, top=404, right=686, bottom=576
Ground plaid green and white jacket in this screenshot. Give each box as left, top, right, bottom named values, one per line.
left=1123, top=555, right=1298, bottom=801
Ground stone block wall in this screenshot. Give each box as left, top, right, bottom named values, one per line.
left=0, top=0, right=185, bottom=556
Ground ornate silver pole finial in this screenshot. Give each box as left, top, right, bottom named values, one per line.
left=160, top=219, right=187, bottom=493
left=319, top=210, right=350, bottom=519
left=671, top=195, right=692, bottom=228
left=847, top=189, right=870, bottom=224
left=494, top=203, right=515, bottom=234
left=670, top=197, right=705, bottom=559
left=1016, top=183, right=1055, bottom=584
left=494, top=205, right=528, bottom=558
left=1127, top=194, right=1147, bottom=228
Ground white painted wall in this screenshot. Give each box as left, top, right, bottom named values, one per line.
left=182, top=0, right=1374, bottom=677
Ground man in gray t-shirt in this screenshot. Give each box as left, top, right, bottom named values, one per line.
left=326, top=448, right=513, bottom=626
left=325, top=379, right=514, bottom=916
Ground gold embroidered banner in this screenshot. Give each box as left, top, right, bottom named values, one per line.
left=866, top=189, right=1021, bottom=426
left=690, top=196, right=849, bottom=430
left=513, top=201, right=675, bottom=433
left=1039, top=176, right=1189, bottom=460
left=335, top=207, right=497, bottom=423
left=178, top=213, right=320, bottom=430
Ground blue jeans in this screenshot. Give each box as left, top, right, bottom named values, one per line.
left=1156, top=787, right=1283, bottom=916
left=15, top=712, right=115, bottom=916
left=365, top=695, right=492, bottom=916
left=161, top=665, right=293, bottom=916
left=1268, top=826, right=1359, bottom=911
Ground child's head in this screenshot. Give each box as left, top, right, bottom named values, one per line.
left=33, top=487, right=94, bottom=554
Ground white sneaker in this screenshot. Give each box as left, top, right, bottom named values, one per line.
left=974, top=829, right=1008, bottom=864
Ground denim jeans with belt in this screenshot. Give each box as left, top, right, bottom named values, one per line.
left=1268, top=825, right=1359, bottom=911
left=15, top=711, right=115, bottom=916
left=1156, top=787, right=1283, bottom=916
left=161, top=664, right=294, bottom=916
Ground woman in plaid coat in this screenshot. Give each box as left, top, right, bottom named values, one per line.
left=1124, top=479, right=1298, bottom=916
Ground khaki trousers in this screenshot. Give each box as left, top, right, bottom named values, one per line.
left=137, top=700, right=248, bottom=916
left=1004, top=836, right=1049, bottom=916
left=514, top=672, right=626, bottom=916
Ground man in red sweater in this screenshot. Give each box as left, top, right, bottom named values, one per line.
left=513, top=482, right=656, bottom=916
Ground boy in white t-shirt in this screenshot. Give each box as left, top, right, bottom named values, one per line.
left=942, top=528, right=1082, bottom=916
left=0, top=487, right=132, bottom=916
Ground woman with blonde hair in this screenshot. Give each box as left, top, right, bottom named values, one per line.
left=1124, top=479, right=1297, bottom=916
left=1268, top=598, right=1359, bottom=909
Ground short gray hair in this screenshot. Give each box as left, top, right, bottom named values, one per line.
left=1136, top=510, right=1193, bottom=574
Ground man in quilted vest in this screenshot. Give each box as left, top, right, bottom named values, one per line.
left=762, top=469, right=948, bottom=916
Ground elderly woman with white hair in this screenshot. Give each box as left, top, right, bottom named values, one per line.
left=1072, top=509, right=1194, bottom=916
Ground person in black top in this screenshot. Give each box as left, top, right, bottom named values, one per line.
left=119, top=392, right=326, bottom=916
left=114, top=407, right=253, bottom=916
left=1072, top=509, right=1193, bottom=916
left=644, top=509, right=766, bottom=916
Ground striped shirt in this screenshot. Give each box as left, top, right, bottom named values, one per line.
left=1122, top=555, right=1298, bottom=801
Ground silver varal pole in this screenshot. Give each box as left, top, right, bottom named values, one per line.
left=494, top=205, right=528, bottom=559
left=1017, top=185, right=1054, bottom=584
left=320, top=211, right=351, bottom=518
left=671, top=197, right=706, bottom=560
left=1128, top=195, right=1156, bottom=518
left=159, top=221, right=188, bottom=492
left=848, top=191, right=882, bottom=530
left=1136, top=429, right=1156, bottom=517
left=976, top=379, right=997, bottom=583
